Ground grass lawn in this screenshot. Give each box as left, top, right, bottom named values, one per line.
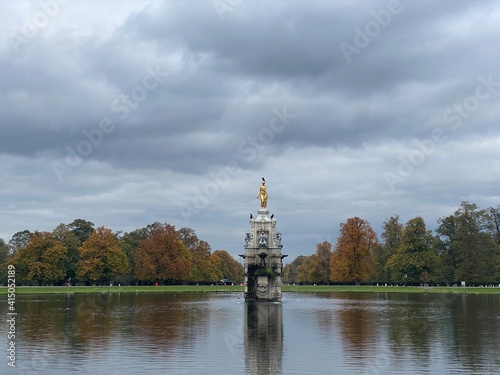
left=1, top=284, right=499, bottom=295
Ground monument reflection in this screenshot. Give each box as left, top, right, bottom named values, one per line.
left=244, top=302, right=283, bottom=375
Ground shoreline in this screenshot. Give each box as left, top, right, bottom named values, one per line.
left=1, top=284, right=500, bottom=295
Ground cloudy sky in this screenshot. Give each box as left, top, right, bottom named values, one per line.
left=1, top=0, right=500, bottom=260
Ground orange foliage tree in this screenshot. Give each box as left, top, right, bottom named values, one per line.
left=296, top=254, right=322, bottom=283
left=330, top=217, right=379, bottom=284
left=12, top=232, right=67, bottom=285
left=189, top=240, right=222, bottom=282
left=134, top=224, right=192, bottom=283
left=178, top=227, right=222, bottom=283
left=77, top=227, right=129, bottom=284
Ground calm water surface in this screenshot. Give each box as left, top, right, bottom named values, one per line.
left=1, top=291, right=499, bottom=374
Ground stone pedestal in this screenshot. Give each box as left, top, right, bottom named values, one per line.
left=242, top=208, right=285, bottom=302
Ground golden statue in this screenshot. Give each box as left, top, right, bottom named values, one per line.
left=257, top=178, right=268, bottom=208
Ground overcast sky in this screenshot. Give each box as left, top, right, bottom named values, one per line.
left=1, top=0, right=500, bottom=261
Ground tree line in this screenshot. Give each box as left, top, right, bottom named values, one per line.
left=2, top=201, right=499, bottom=287
left=283, top=201, right=500, bottom=286
left=0, top=220, right=243, bottom=286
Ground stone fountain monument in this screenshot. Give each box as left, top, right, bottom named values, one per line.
left=240, top=178, right=287, bottom=302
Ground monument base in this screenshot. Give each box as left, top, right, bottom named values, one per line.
left=242, top=179, right=285, bottom=302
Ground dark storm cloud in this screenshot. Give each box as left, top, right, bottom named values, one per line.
left=2, top=0, right=500, bottom=258
left=2, top=0, right=500, bottom=174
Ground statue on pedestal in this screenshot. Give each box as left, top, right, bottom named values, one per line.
left=241, top=177, right=286, bottom=302
left=257, top=177, right=268, bottom=208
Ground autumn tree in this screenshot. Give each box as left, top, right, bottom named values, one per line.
left=292, top=242, right=333, bottom=284
left=330, top=217, right=378, bottom=284
left=177, top=227, right=200, bottom=253
left=77, top=227, right=129, bottom=284
left=213, top=250, right=243, bottom=283
left=178, top=227, right=222, bottom=283
left=190, top=240, right=222, bottom=282
left=387, top=217, right=439, bottom=285
left=117, top=225, right=153, bottom=283
left=374, top=216, right=403, bottom=283
left=11, top=232, right=67, bottom=285
left=297, top=254, right=323, bottom=284
left=133, top=224, right=192, bottom=284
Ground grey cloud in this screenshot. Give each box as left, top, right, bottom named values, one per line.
left=1, top=1, right=500, bottom=260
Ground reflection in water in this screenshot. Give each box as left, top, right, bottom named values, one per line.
left=245, top=302, right=283, bottom=375
left=311, top=292, right=500, bottom=374
left=0, top=292, right=498, bottom=374
left=20, top=293, right=211, bottom=353
left=337, top=299, right=378, bottom=354
left=9, top=293, right=214, bottom=373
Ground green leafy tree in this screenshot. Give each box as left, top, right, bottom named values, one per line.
left=488, top=206, right=500, bottom=245
left=437, top=202, right=499, bottom=284
left=52, top=223, right=81, bottom=283
left=283, top=255, right=307, bottom=284
left=488, top=206, right=500, bottom=281
left=117, top=226, right=152, bottom=283
left=388, top=217, right=439, bottom=285
left=8, top=230, right=32, bottom=254
left=0, top=239, right=10, bottom=284
left=67, top=219, right=95, bottom=243
left=11, top=232, right=67, bottom=285
left=374, top=216, right=403, bottom=283
left=213, top=250, right=243, bottom=283
left=314, top=241, right=333, bottom=284
left=77, top=227, right=129, bottom=284
left=330, top=217, right=379, bottom=284
left=436, top=214, right=460, bottom=283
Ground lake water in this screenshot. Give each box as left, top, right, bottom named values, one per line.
left=1, top=291, right=499, bottom=374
